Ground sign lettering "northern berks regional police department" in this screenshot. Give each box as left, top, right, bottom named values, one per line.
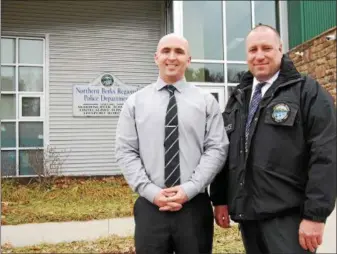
left=72, top=73, right=140, bottom=117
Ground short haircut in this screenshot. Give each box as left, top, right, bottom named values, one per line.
left=250, top=23, right=281, bottom=40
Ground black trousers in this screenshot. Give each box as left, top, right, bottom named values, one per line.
left=240, top=213, right=316, bottom=254
left=134, top=193, right=214, bottom=254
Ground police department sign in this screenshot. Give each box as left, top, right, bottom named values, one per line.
left=73, top=73, right=140, bottom=117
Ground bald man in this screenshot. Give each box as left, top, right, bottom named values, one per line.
left=116, top=33, right=229, bottom=253
left=210, top=25, right=336, bottom=254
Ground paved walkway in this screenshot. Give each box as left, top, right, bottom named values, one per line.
left=1, top=217, right=135, bottom=247
left=1, top=207, right=336, bottom=253
left=318, top=205, right=336, bottom=254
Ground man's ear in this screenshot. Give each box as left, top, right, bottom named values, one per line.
left=279, top=43, right=283, bottom=53
left=154, top=52, right=158, bottom=65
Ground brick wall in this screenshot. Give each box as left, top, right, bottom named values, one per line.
left=288, top=27, right=336, bottom=103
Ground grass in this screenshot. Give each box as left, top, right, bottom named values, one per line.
left=1, top=177, right=245, bottom=253
left=213, top=225, right=244, bottom=253
left=1, top=225, right=244, bottom=253
left=1, top=177, right=137, bottom=225
left=1, top=234, right=135, bottom=254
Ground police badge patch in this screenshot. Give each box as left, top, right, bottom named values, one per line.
left=101, top=74, right=114, bottom=87
left=271, top=103, right=290, bottom=123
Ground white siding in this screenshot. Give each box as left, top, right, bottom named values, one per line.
left=2, top=0, right=164, bottom=175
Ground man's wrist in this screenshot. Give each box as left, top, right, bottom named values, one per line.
left=140, top=183, right=162, bottom=204
left=302, top=214, right=327, bottom=223
left=212, top=201, right=228, bottom=206
left=180, top=181, right=198, bottom=200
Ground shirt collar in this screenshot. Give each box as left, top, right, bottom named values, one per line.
left=253, top=71, right=280, bottom=87
left=155, top=76, right=186, bottom=93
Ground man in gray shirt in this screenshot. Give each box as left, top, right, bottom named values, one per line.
left=115, top=33, right=229, bottom=254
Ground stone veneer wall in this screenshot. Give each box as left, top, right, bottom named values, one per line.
left=288, top=27, right=336, bottom=104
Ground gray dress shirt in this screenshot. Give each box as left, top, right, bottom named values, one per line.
left=115, top=77, right=229, bottom=203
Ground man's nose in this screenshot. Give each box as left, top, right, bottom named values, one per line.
left=255, top=50, right=265, bottom=60
left=168, top=51, right=177, bottom=60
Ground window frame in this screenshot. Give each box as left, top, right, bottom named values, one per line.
left=188, top=82, right=226, bottom=112
left=19, top=94, right=44, bottom=120
left=1, top=36, right=46, bottom=177
left=172, top=0, right=285, bottom=108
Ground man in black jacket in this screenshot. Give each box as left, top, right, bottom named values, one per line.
left=210, top=24, right=336, bottom=254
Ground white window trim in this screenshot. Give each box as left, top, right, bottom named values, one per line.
left=191, top=60, right=248, bottom=65
left=189, top=83, right=226, bottom=113
left=188, top=82, right=225, bottom=88
left=1, top=35, right=47, bottom=177
left=251, top=1, right=256, bottom=28
left=222, top=1, right=229, bottom=99
left=0, top=148, right=16, bottom=151
left=0, top=120, right=16, bottom=123
left=192, top=59, right=225, bottom=64
left=1, top=63, right=16, bottom=66
left=44, top=34, right=50, bottom=153
left=278, top=0, right=289, bottom=52
left=227, top=60, right=247, bottom=64
left=173, top=1, right=183, bottom=36
left=18, top=147, right=44, bottom=151
left=0, top=91, right=15, bottom=95
left=18, top=64, right=44, bottom=67
left=19, top=94, right=44, bottom=120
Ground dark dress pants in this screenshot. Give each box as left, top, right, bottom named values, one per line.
left=240, top=212, right=316, bottom=254
left=134, top=193, right=214, bottom=254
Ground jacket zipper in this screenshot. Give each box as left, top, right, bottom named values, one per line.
left=243, top=77, right=304, bottom=169
left=232, top=77, right=304, bottom=219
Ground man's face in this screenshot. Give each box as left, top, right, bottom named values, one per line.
left=155, top=35, right=191, bottom=83
left=246, top=29, right=283, bottom=81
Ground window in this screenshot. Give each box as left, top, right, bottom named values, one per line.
left=1, top=37, right=45, bottom=177
left=181, top=1, right=226, bottom=112
left=225, top=0, right=277, bottom=99
left=185, top=63, right=224, bottom=83
left=226, top=1, right=252, bottom=62
left=254, top=1, right=277, bottom=29
left=176, top=0, right=278, bottom=106
left=183, top=1, right=223, bottom=60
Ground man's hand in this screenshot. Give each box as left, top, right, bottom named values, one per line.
left=214, top=205, right=230, bottom=228
left=159, top=186, right=188, bottom=211
left=299, top=219, right=325, bottom=252
left=153, top=189, right=182, bottom=212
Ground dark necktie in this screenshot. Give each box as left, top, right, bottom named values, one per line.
left=164, top=85, right=181, bottom=187
left=245, top=82, right=266, bottom=143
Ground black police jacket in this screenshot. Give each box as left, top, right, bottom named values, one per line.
left=210, top=55, right=336, bottom=222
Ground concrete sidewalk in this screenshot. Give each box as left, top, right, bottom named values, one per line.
left=318, top=205, right=336, bottom=254
left=1, top=208, right=336, bottom=253
left=1, top=217, right=135, bottom=247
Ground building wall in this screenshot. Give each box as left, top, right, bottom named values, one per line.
left=288, top=1, right=336, bottom=49
left=287, top=1, right=302, bottom=49
left=288, top=27, right=337, bottom=103
left=2, top=0, right=164, bottom=175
